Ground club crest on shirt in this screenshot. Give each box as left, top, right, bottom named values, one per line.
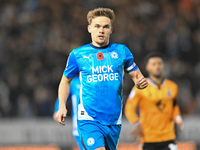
left=156, top=100, right=166, bottom=112
left=167, top=90, right=172, bottom=98
left=87, top=137, right=95, bottom=146
left=97, top=52, right=104, bottom=60
left=111, top=51, right=118, bottom=59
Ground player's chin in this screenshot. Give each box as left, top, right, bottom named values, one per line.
left=153, top=73, right=162, bottom=78
left=96, top=38, right=105, bottom=42
left=96, top=41, right=107, bottom=46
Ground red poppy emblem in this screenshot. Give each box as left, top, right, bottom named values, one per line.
left=97, top=52, right=104, bottom=60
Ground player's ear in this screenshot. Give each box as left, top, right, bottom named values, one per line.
left=146, top=64, right=149, bottom=72
left=88, top=25, right=91, bottom=33
left=110, top=26, right=113, bottom=34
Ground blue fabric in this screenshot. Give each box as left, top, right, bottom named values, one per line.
left=78, top=120, right=121, bottom=150
left=63, top=51, right=79, bottom=78
left=64, top=42, right=138, bottom=125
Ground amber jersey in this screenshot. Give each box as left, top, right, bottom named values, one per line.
left=125, top=78, right=181, bottom=143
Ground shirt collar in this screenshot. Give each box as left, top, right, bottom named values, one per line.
left=148, top=77, right=165, bottom=87
left=90, top=43, right=110, bottom=49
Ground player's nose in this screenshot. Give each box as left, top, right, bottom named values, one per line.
left=99, top=27, right=104, bottom=33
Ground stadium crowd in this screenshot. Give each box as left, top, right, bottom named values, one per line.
left=0, top=0, right=200, bottom=117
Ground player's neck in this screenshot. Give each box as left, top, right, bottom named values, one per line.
left=149, top=75, right=163, bottom=86
left=92, top=41, right=109, bottom=48
left=90, top=43, right=110, bottom=49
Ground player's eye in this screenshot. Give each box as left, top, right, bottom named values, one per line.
left=95, top=25, right=100, bottom=28
left=104, top=25, right=110, bottom=29
left=152, top=63, right=156, bottom=66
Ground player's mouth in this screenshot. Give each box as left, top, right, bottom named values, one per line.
left=98, top=35, right=105, bottom=40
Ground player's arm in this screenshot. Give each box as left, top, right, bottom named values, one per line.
left=172, top=85, right=183, bottom=130
left=125, top=87, right=142, bottom=139
left=123, top=45, right=148, bottom=89
left=125, top=88, right=140, bottom=124
left=56, top=75, right=73, bottom=125
left=53, top=84, right=72, bottom=121
left=56, top=50, right=79, bottom=125
left=173, top=99, right=183, bottom=130
left=129, top=68, right=148, bottom=89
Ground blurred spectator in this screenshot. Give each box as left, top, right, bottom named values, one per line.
left=0, top=0, right=199, bottom=117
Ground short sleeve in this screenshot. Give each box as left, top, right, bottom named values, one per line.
left=63, top=50, right=79, bottom=78
left=124, top=46, right=138, bottom=73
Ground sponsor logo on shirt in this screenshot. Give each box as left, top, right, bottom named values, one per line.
left=83, top=55, right=90, bottom=60
left=87, top=65, right=119, bottom=82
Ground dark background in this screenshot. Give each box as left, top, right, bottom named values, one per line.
left=0, top=0, right=199, bottom=123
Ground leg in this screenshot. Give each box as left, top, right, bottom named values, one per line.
left=78, top=120, right=106, bottom=150
left=104, top=125, right=121, bottom=150
left=74, top=136, right=84, bottom=150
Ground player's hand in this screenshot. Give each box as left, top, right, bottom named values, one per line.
left=130, top=123, right=142, bottom=141
left=135, top=72, right=148, bottom=89
left=175, top=116, right=183, bottom=131
left=53, top=112, right=57, bottom=121
left=55, top=108, right=67, bottom=125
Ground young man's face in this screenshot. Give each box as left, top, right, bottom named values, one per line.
left=88, top=16, right=113, bottom=47
left=146, top=57, right=164, bottom=78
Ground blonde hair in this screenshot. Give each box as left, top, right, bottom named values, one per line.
left=87, top=8, right=115, bottom=25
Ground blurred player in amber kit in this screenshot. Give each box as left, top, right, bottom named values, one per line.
left=125, top=53, right=183, bottom=150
